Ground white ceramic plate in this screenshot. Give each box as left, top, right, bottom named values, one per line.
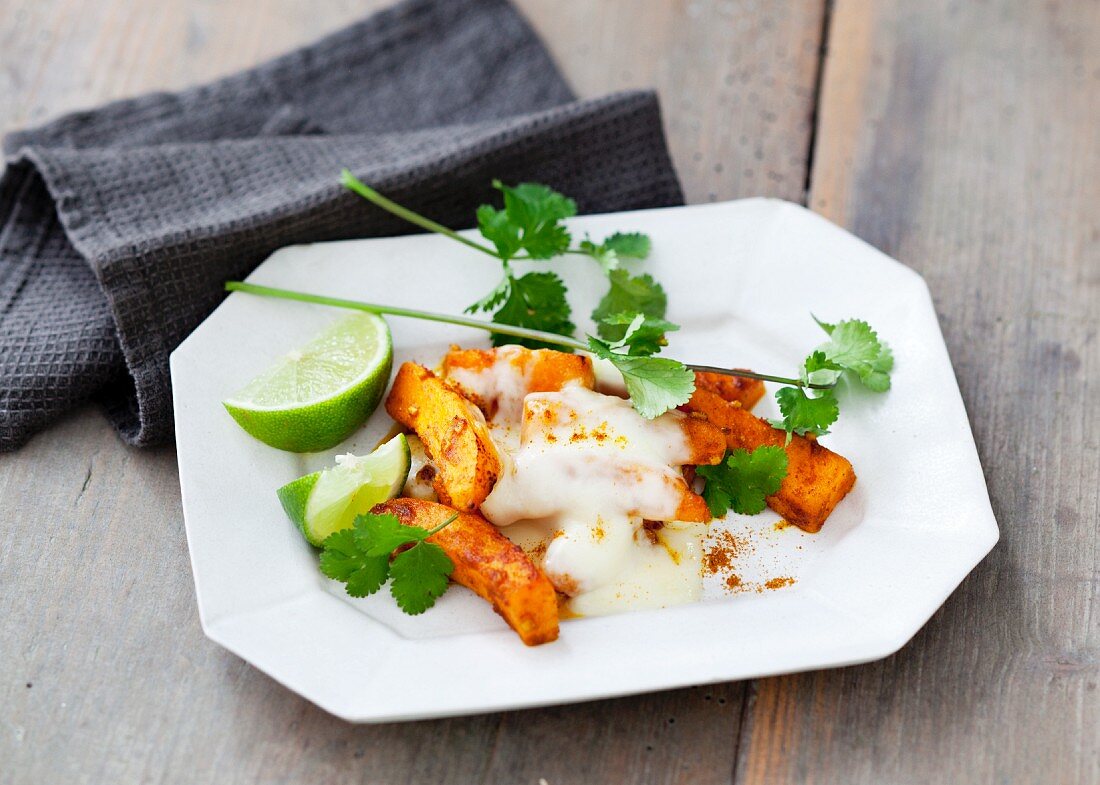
left=171, top=199, right=998, bottom=722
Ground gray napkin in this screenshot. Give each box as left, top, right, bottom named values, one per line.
left=0, top=0, right=683, bottom=451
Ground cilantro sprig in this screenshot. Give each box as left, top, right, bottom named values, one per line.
left=476, top=181, right=575, bottom=260
left=697, top=446, right=789, bottom=516
left=586, top=314, right=695, bottom=418
left=812, top=317, right=894, bottom=392
left=769, top=317, right=894, bottom=439
left=341, top=172, right=663, bottom=351
left=320, top=512, right=457, bottom=615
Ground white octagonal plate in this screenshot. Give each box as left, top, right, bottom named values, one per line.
left=171, top=199, right=998, bottom=722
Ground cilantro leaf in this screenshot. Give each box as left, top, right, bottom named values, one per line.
left=317, top=512, right=458, bottom=613
left=602, top=232, right=651, bottom=260
left=592, top=270, right=668, bottom=341
left=319, top=528, right=389, bottom=598
left=491, top=271, right=575, bottom=348
left=389, top=542, right=454, bottom=615
left=356, top=513, right=428, bottom=557
left=860, top=342, right=894, bottom=393
left=697, top=446, right=789, bottom=517
left=598, top=312, right=678, bottom=356
left=812, top=317, right=894, bottom=391
left=813, top=315, right=836, bottom=334
left=496, top=181, right=577, bottom=224
left=577, top=238, right=617, bottom=273
left=815, top=318, right=880, bottom=367
left=587, top=335, right=695, bottom=418
left=804, top=349, right=843, bottom=374
left=771, top=386, right=839, bottom=438
left=577, top=232, right=651, bottom=273
left=465, top=273, right=511, bottom=314
left=802, top=349, right=844, bottom=386
left=493, top=180, right=576, bottom=259
left=476, top=205, right=522, bottom=260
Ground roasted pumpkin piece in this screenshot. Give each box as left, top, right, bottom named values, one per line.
left=442, top=345, right=596, bottom=419
left=693, top=371, right=766, bottom=411
left=374, top=498, right=559, bottom=646
left=679, top=413, right=728, bottom=467
left=385, top=362, right=500, bottom=511
left=684, top=387, right=856, bottom=532
left=673, top=414, right=725, bottom=520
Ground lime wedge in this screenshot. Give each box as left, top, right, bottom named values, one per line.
left=223, top=313, right=392, bottom=452
left=277, top=433, right=411, bottom=546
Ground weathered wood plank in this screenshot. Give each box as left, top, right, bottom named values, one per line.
left=0, top=2, right=827, bottom=783
left=520, top=1, right=825, bottom=204
left=734, top=1, right=1100, bottom=783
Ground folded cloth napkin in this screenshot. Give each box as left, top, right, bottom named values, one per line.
left=0, top=0, right=683, bottom=452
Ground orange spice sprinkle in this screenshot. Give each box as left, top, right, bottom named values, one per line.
left=765, top=576, right=795, bottom=590
left=703, top=530, right=744, bottom=575
left=704, top=547, right=731, bottom=574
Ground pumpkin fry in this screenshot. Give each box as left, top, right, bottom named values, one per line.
left=385, top=362, right=500, bottom=511
left=684, top=388, right=856, bottom=532
left=374, top=498, right=559, bottom=646
left=693, top=371, right=766, bottom=410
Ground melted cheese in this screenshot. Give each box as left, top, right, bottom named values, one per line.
left=566, top=524, right=703, bottom=616
left=445, top=345, right=534, bottom=424
left=472, top=383, right=705, bottom=616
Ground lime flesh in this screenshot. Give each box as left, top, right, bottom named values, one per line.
left=276, top=433, right=411, bottom=546
left=223, top=313, right=392, bottom=452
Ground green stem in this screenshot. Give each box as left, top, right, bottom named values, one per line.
left=224, top=282, right=835, bottom=390
left=686, top=364, right=831, bottom=390
left=225, top=281, right=589, bottom=351
left=511, top=250, right=587, bottom=261
left=340, top=170, right=501, bottom=260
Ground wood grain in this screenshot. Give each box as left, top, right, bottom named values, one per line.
left=520, top=1, right=825, bottom=203
left=735, top=1, right=1100, bottom=783
left=0, top=1, right=827, bottom=783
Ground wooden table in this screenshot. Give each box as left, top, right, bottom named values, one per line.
left=2, top=1, right=1097, bottom=782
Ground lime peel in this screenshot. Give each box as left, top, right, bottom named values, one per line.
left=277, top=433, right=412, bottom=547
left=223, top=313, right=392, bottom=452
